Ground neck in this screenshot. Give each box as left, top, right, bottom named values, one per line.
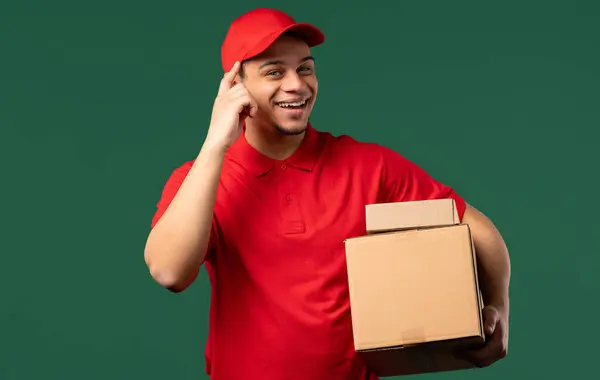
left=244, top=119, right=307, bottom=161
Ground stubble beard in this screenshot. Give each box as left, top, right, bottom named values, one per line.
left=274, top=122, right=308, bottom=136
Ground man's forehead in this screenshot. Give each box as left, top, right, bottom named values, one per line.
left=251, top=36, right=311, bottom=61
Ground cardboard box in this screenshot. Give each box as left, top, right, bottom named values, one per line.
left=344, top=200, right=485, bottom=377
left=365, top=198, right=460, bottom=234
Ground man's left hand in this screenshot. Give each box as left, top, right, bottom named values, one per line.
left=463, top=304, right=509, bottom=368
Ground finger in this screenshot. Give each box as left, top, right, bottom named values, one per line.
left=224, top=61, right=241, bottom=82
left=240, top=103, right=258, bottom=119
left=243, top=93, right=259, bottom=117
left=249, top=104, right=258, bottom=118
left=228, top=82, right=247, bottom=96
left=229, top=85, right=258, bottom=112
left=240, top=95, right=259, bottom=117
left=471, top=348, right=501, bottom=367
left=483, top=307, right=499, bottom=335
left=218, top=61, right=241, bottom=95
left=464, top=334, right=504, bottom=367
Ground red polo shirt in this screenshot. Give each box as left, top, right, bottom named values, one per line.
left=151, top=124, right=466, bottom=380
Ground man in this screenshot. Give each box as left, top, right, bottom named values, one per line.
left=144, top=8, right=510, bottom=380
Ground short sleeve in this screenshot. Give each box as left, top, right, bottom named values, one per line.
left=150, top=161, right=219, bottom=256
left=378, top=146, right=467, bottom=221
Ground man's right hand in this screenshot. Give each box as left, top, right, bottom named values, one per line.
left=205, top=61, right=258, bottom=151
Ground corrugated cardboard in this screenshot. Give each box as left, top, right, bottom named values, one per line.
left=366, top=198, right=460, bottom=233
left=344, top=200, right=485, bottom=377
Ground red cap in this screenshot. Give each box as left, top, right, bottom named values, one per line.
left=221, top=8, right=325, bottom=72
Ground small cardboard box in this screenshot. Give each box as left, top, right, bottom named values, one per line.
left=365, top=198, right=460, bottom=234
left=344, top=199, right=485, bottom=376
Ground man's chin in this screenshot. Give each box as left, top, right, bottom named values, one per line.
left=274, top=122, right=309, bottom=136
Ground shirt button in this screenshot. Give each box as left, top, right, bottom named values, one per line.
left=286, top=194, right=294, bottom=201
left=281, top=163, right=287, bottom=170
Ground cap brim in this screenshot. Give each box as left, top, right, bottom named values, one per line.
left=243, top=23, right=325, bottom=62
left=282, top=23, right=325, bottom=47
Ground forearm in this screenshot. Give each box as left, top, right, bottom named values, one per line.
left=476, top=234, right=511, bottom=312
left=464, top=205, right=511, bottom=312
left=144, top=142, right=226, bottom=291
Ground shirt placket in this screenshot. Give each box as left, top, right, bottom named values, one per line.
left=278, top=162, right=306, bottom=235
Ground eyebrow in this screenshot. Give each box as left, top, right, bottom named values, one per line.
left=259, top=56, right=315, bottom=69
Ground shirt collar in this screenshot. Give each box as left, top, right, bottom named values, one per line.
left=227, top=123, right=324, bottom=177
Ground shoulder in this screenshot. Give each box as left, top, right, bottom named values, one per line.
left=170, top=160, right=195, bottom=177
left=157, top=160, right=195, bottom=198
left=317, top=129, right=410, bottom=167
left=150, top=160, right=195, bottom=229
left=161, top=160, right=195, bottom=185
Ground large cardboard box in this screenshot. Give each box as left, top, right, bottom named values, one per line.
left=344, top=199, right=485, bottom=377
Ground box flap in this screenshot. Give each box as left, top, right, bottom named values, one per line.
left=366, top=198, right=460, bottom=234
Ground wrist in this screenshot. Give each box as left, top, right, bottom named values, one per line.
left=200, top=139, right=229, bottom=157
left=488, top=297, right=510, bottom=315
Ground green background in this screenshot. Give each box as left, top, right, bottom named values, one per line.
left=1, top=0, right=598, bottom=379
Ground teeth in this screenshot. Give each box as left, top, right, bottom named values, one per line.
left=278, top=100, right=306, bottom=108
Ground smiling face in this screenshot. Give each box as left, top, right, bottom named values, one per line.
left=240, top=34, right=318, bottom=136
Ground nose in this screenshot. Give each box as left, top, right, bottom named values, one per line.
left=281, top=71, right=305, bottom=92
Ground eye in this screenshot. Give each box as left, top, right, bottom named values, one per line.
left=298, top=66, right=313, bottom=74
left=266, top=70, right=283, bottom=77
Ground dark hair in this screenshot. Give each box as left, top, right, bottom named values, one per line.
left=239, top=62, right=246, bottom=79
left=281, top=30, right=307, bottom=41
